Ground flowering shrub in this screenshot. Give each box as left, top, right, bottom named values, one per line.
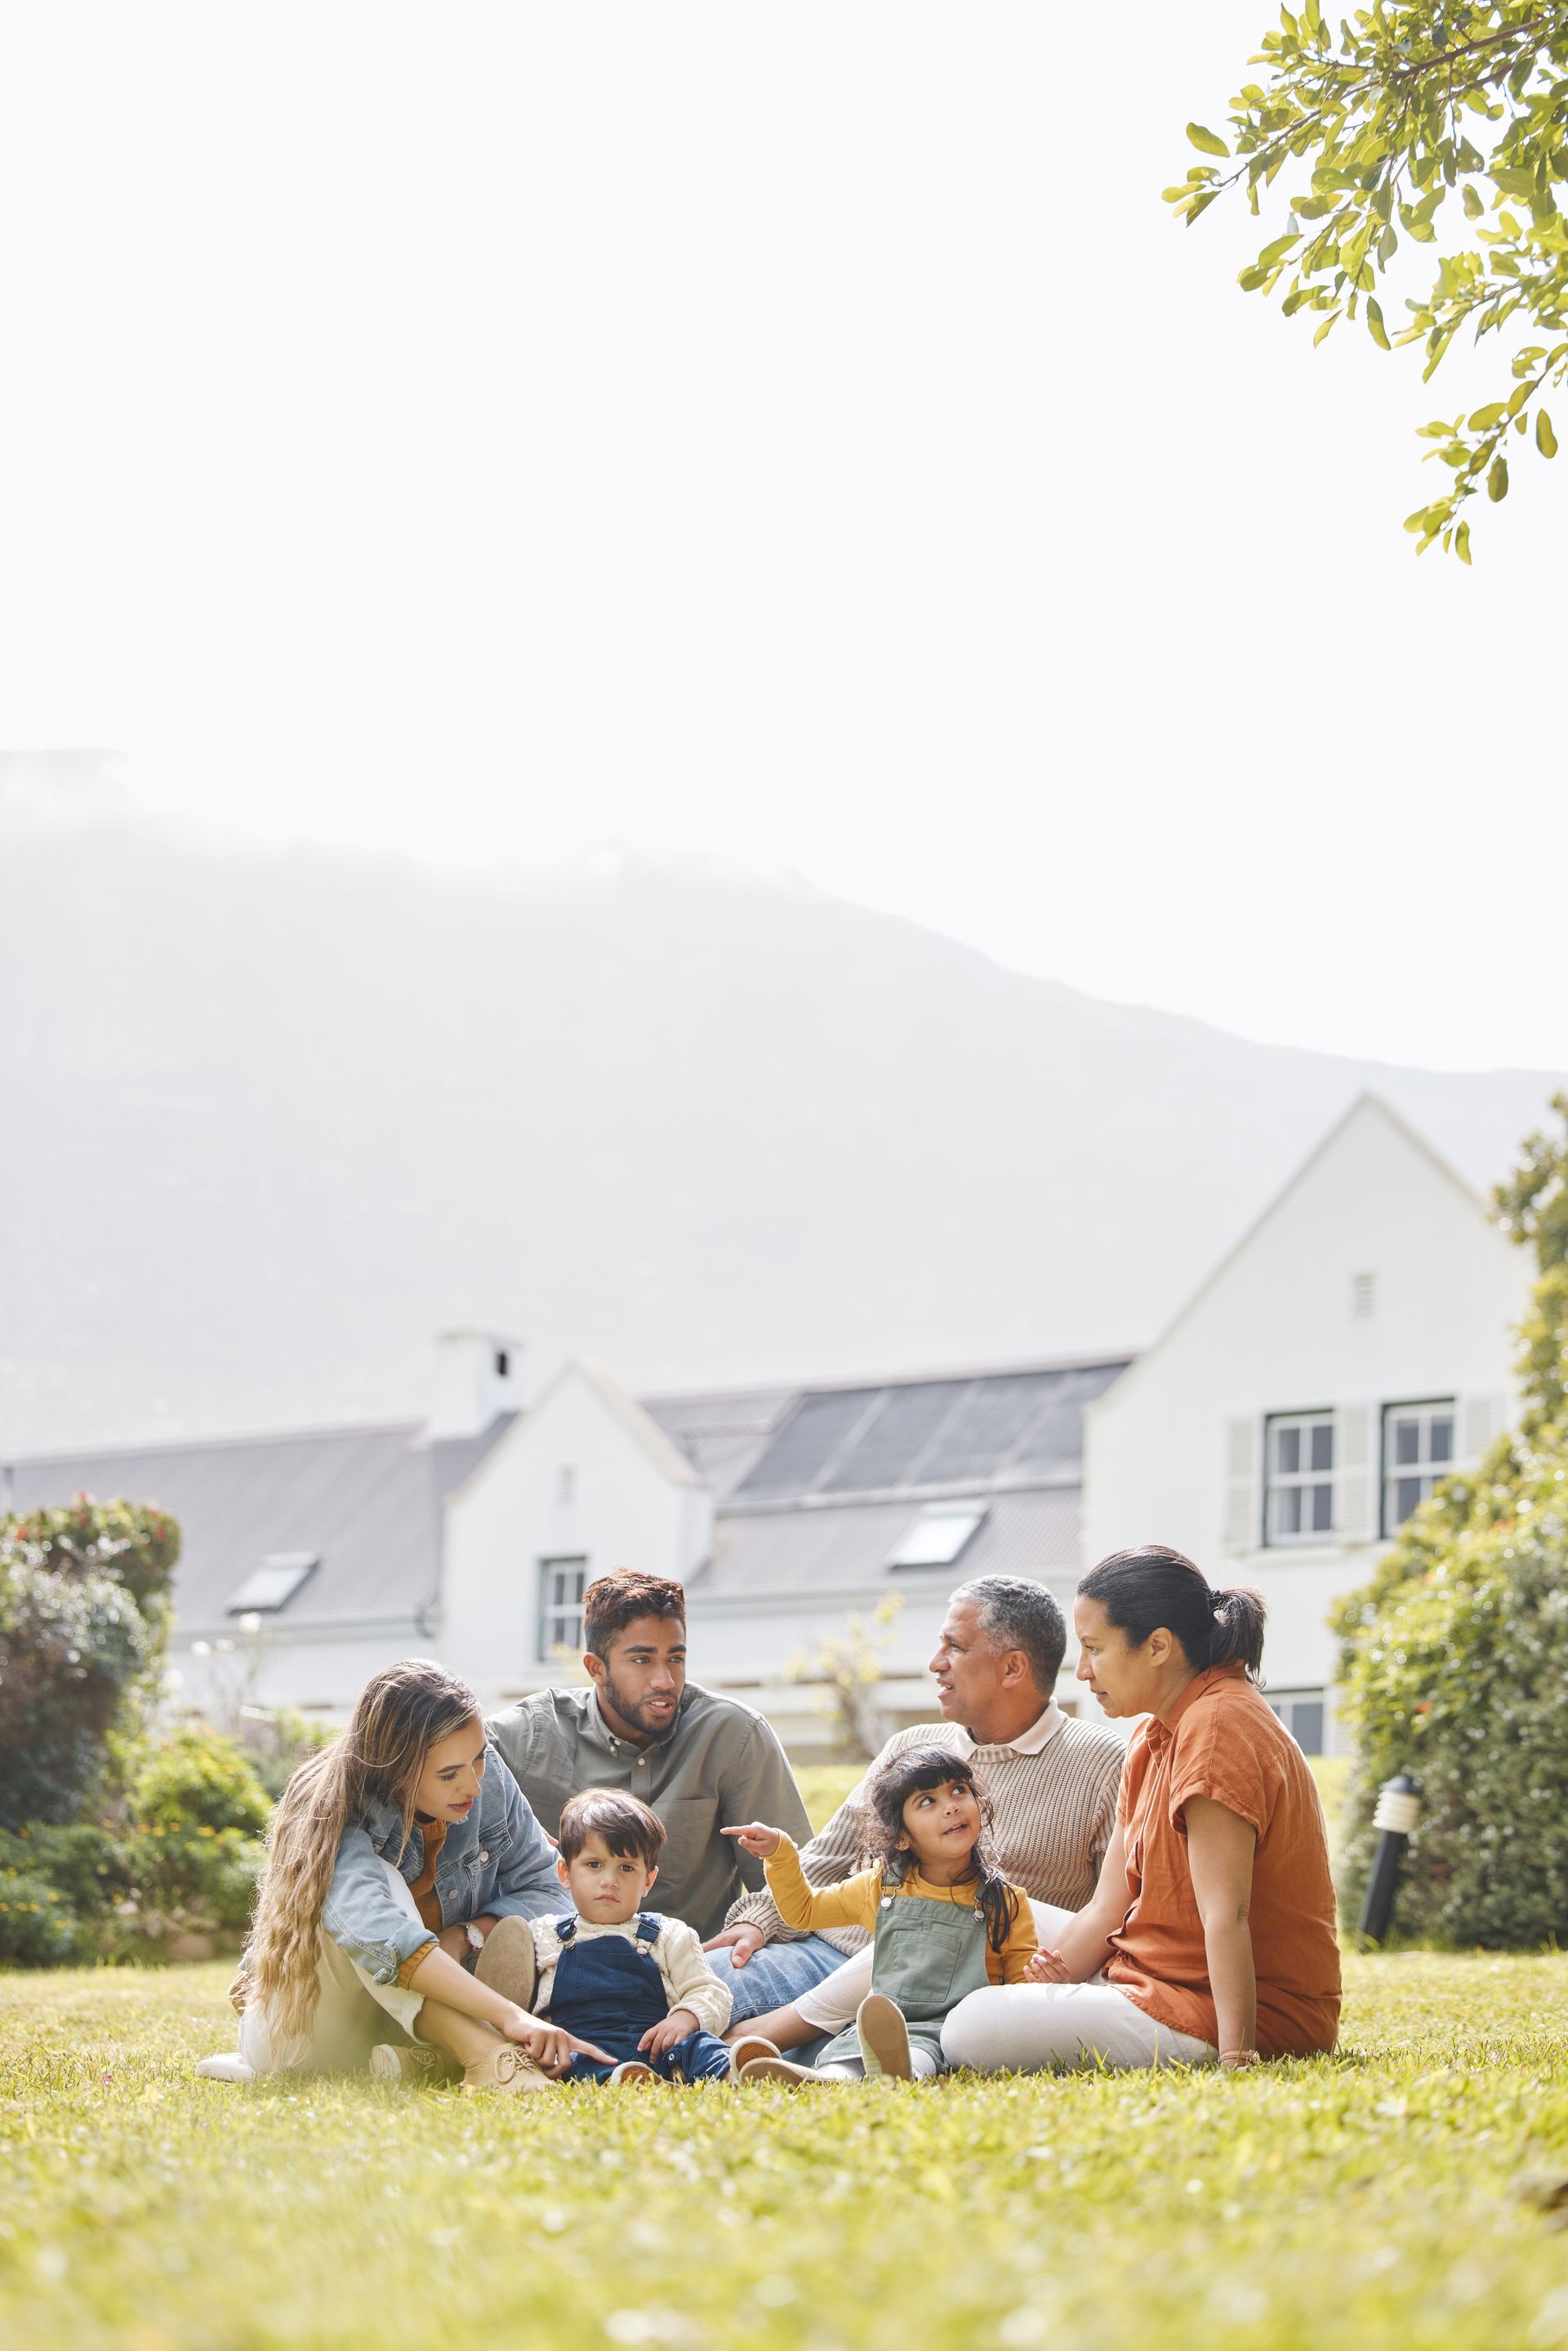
left=1334, top=1095, right=1568, bottom=1947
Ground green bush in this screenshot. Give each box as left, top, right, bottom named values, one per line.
left=0, top=1496, right=180, bottom=1828
left=1335, top=1095, right=1568, bottom=1948
left=120, top=1824, right=263, bottom=1941
left=0, top=1863, right=82, bottom=1968
left=131, top=1726, right=271, bottom=1837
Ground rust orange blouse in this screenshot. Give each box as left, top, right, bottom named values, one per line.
left=1102, top=1663, right=1342, bottom=2057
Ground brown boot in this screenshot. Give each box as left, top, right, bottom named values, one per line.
left=461, top=2043, right=554, bottom=2095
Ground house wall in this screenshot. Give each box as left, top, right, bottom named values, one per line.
left=1081, top=1101, right=1530, bottom=1745
left=440, top=1366, right=713, bottom=1708
left=168, top=1620, right=430, bottom=1723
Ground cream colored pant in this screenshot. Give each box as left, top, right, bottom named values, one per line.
left=238, top=1861, right=429, bottom=2076
left=795, top=1899, right=1214, bottom=2073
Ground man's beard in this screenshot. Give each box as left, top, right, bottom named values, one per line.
left=602, top=1672, right=681, bottom=1737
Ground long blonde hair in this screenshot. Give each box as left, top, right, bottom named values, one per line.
left=235, top=1659, right=482, bottom=2053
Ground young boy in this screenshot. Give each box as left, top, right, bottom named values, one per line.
left=530, top=1791, right=771, bottom=2083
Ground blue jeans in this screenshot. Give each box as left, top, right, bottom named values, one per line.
left=706, top=1933, right=851, bottom=2024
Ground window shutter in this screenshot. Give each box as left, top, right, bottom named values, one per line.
left=1460, top=1392, right=1507, bottom=1465
left=1337, top=1404, right=1377, bottom=1542
left=1222, top=1416, right=1258, bottom=1553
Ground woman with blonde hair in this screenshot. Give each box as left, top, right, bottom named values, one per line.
left=197, top=1659, right=609, bottom=2094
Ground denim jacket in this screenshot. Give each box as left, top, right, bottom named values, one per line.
left=320, top=1750, right=561, bottom=1986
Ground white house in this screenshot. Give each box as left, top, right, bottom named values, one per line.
left=1081, top=1094, right=1532, bottom=1752
left=2, top=1096, right=1533, bottom=1760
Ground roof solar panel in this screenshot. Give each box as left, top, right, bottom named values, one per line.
left=733, top=1388, right=880, bottom=1498
left=1005, top=1367, right=1120, bottom=1475
left=910, top=1374, right=1063, bottom=1487
left=818, top=1380, right=966, bottom=1494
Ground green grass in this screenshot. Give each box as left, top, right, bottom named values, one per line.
left=4, top=1954, right=1568, bottom=2351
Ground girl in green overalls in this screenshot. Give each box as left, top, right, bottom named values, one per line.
left=724, top=1748, right=1037, bottom=2082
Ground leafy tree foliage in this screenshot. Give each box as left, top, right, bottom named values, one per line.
left=1169, top=3, right=1568, bottom=555
left=1334, top=1095, right=1568, bottom=1945
left=0, top=1495, right=179, bottom=1827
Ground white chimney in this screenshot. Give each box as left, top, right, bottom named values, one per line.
left=430, top=1330, right=523, bottom=1440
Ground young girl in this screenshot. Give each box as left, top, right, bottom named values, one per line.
left=724, top=1747, right=1036, bottom=2082
left=196, top=1659, right=610, bottom=2094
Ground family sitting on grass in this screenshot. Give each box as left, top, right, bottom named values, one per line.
left=198, top=1548, right=1341, bottom=2093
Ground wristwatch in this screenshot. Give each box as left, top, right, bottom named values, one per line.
left=465, top=1921, right=486, bottom=1954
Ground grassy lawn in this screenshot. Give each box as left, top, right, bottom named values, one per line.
left=3, top=1952, right=1568, bottom=2351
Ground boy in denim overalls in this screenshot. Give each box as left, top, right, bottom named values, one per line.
left=525, top=1792, right=764, bottom=2083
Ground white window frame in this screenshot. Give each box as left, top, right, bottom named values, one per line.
left=1264, top=1410, right=1335, bottom=1547
left=537, top=1556, right=588, bottom=1662
left=1381, top=1399, right=1457, bottom=1535
left=888, top=1505, right=987, bottom=1569
left=1267, top=1690, right=1326, bottom=1755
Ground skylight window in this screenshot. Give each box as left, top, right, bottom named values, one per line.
left=889, top=1507, right=987, bottom=1570
left=225, top=1552, right=318, bottom=1614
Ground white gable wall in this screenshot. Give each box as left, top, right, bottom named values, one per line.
left=441, top=1363, right=714, bottom=1708
left=1081, top=1098, right=1530, bottom=1742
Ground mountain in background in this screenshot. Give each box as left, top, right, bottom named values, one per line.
left=2, top=770, right=1561, bottom=1455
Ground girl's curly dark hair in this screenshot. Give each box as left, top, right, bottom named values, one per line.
left=859, top=1745, right=1019, bottom=1954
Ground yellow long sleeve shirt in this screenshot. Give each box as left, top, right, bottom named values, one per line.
left=763, top=1836, right=1038, bottom=1986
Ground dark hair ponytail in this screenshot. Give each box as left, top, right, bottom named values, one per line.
left=1078, top=1546, right=1266, bottom=1681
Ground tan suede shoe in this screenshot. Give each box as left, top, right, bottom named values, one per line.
left=856, top=1993, right=913, bottom=2082
left=461, top=2043, right=554, bottom=2095
left=726, top=2034, right=782, bottom=2079
left=473, top=1915, right=538, bottom=2012
left=369, top=2042, right=461, bottom=2087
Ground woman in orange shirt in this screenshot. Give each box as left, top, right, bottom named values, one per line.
left=942, top=1545, right=1341, bottom=2075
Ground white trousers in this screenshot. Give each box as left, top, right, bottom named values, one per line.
left=795, top=1901, right=1213, bottom=2073
left=238, top=1861, right=429, bottom=2076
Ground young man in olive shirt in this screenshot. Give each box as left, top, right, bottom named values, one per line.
left=486, top=1570, right=849, bottom=2021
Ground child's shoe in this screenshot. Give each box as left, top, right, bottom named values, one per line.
left=737, top=2056, right=829, bottom=2086
left=726, top=2034, right=782, bottom=2079
left=461, top=2043, right=554, bottom=2095
left=473, top=1915, right=537, bottom=2012
left=856, top=1993, right=913, bottom=2082
left=370, top=2042, right=462, bottom=2087
left=194, top=2051, right=255, bottom=2083
left=607, top=2060, right=657, bottom=2085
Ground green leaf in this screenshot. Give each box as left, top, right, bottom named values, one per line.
left=1183, top=189, right=1220, bottom=227
left=1187, top=123, right=1232, bottom=158
left=1462, top=185, right=1484, bottom=220
left=1488, top=456, right=1509, bottom=503
left=1313, top=308, right=1342, bottom=345
left=1366, top=296, right=1390, bottom=350
left=1468, top=403, right=1508, bottom=432
left=1258, top=232, right=1302, bottom=267
left=1454, top=521, right=1472, bottom=565
left=1539, top=411, right=1558, bottom=459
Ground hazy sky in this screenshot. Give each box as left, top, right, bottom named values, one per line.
left=2, top=4, right=1564, bottom=1075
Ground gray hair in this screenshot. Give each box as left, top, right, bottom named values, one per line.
left=951, top=1576, right=1067, bottom=1696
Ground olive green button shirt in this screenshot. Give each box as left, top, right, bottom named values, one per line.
left=486, top=1682, right=813, bottom=1941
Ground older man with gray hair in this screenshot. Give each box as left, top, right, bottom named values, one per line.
left=709, top=1574, right=1125, bottom=2046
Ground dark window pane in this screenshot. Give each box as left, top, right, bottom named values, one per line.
left=819, top=1381, right=966, bottom=1493
left=1429, top=1418, right=1454, bottom=1463
left=1277, top=1427, right=1301, bottom=1476
left=1310, top=1423, right=1334, bottom=1473
left=1291, top=1702, right=1325, bottom=1755
left=921, top=1374, right=1066, bottom=1485
left=737, top=1389, right=880, bottom=1497
left=1278, top=1487, right=1302, bottom=1535
left=1395, top=1476, right=1423, bottom=1524
left=1311, top=1482, right=1333, bottom=1533
left=1394, top=1418, right=1420, bottom=1467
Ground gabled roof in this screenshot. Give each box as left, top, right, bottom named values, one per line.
left=1085, top=1092, right=1493, bottom=1417
left=4, top=1416, right=515, bottom=1631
